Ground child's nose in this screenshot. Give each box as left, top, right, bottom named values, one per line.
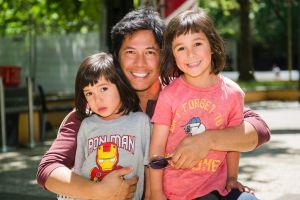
left=95, top=93, right=103, bottom=102
left=187, top=48, right=195, bottom=58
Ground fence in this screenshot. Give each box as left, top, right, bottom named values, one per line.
left=0, top=32, right=104, bottom=94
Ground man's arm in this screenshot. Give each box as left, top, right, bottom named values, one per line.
left=172, top=108, right=271, bottom=169
left=37, top=111, right=100, bottom=198
left=243, top=108, right=271, bottom=148
left=37, top=111, right=80, bottom=188
left=37, top=111, right=138, bottom=199
left=46, top=166, right=138, bottom=199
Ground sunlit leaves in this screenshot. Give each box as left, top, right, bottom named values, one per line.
left=0, top=0, right=101, bottom=36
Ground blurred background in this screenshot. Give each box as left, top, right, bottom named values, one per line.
left=0, top=0, right=299, bottom=93
left=0, top=0, right=300, bottom=200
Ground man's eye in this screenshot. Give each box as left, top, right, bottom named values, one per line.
left=146, top=50, right=156, bottom=55
left=126, top=50, right=135, bottom=54
left=177, top=47, right=184, bottom=51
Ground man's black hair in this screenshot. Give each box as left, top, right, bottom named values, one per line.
left=110, top=7, right=165, bottom=62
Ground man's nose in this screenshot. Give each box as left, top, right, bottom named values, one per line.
left=135, top=53, right=147, bottom=67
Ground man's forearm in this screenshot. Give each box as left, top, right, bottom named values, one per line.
left=172, top=122, right=260, bottom=169
left=206, top=122, right=258, bottom=152
left=45, top=167, right=108, bottom=199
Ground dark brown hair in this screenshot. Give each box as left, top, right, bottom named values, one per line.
left=74, top=52, right=139, bottom=120
left=111, top=7, right=165, bottom=73
left=160, top=8, right=226, bottom=85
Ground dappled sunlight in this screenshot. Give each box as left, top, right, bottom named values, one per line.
left=0, top=160, right=28, bottom=172
left=239, top=134, right=300, bottom=200
left=0, top=144, right=55, bottom=199
left=28, top=179, right=38, bottom=185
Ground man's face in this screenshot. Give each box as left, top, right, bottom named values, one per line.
left=118, top=30, right=160, bottom=92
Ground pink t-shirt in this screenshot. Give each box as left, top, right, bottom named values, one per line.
left=152, top=75, right=244, bottom=200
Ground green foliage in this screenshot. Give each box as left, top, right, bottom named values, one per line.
left=1, top=0, right=299, bottom=72
left=0, top=0, right=101, bottom=36
left=237, top=80, right=298, bottom=90
left=199, top=0, right=299, bottom=61
left=198, top=0, right=240, bottom=38
left=252, top=0, right=299, bottom=56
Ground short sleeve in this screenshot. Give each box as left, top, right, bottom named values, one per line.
left=151, top=90, right=173, bottom=126
left=73, top=120, right=87, bottom=174
left=227, top=89, right=245, bottom=127
left=142, top=115, right=152, bottom=165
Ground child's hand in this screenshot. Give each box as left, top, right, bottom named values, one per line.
left=226, top=177, right=254, bottom=194
left=151, top=191, right=167, bottom=200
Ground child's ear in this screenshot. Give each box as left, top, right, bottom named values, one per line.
left=86, top=104, right=91, bottom=114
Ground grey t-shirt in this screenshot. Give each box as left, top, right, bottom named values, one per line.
left=74, top=111, right=151, bottom=200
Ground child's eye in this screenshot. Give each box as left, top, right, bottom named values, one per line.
left=84, top=91, right=92, bottom=97
left=195, top=42, right=202, bottom=46
left=100, top=87, right=108, bottom=92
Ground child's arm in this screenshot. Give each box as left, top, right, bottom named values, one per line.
left=226, top=151, right=255, bottom=194
left=226, top=151, right=240, bottom=182
left=226, top=151, right=245, bottom=193
left=144, top=166, right=151, bottom=200
left=149, top=124, right=170, bottom=200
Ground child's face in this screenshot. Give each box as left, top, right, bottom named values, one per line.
left=172, top=31, right=213, bottom=86
left=83, top=77, right=122, bottom=120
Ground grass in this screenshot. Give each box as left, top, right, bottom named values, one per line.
left=237, top=80, right=299, bottom=90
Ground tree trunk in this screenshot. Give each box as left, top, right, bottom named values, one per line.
left=237, top=0, right=255, bottom=81
left=298, top=1, right=300, bottom=102
left=287, top=0, right=292, bottom=81
left=106, top=0, right=134, bottom=51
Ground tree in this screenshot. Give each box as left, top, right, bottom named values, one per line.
left=0, top=0, right=102, bottom=36
left=106, top=0, right=134, bottom=51
left=237, top=0, right=255, bottom=81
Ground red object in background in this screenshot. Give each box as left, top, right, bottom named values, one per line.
left=164, top=0, right=186, bottom=17
left=156, top=0, right=197, bottom=22
left=0, top=66, right=21, bottom=87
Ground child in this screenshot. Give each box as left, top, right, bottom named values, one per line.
left=58, top=52, right=151, bottom=200
left=150, top=9, right=258, bottom=200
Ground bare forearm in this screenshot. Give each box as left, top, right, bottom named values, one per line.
left=226, top=151, right=240, bottom=179
left=206, top=122, right=258, bottom=152
left=45, top=167, right=108, bottom=199
left=144, top=167, right=151, bottom=199
left=172, top=122, right=260, bottom=169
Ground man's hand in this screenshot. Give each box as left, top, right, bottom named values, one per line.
left=171, top=133, right=210, bottom=169
left=101, top=167, right=138, bottom=200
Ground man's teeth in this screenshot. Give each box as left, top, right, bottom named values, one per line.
left=132, top=72, right=148, bottom=78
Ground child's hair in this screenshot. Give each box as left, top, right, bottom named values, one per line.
left=160, top=8, right=226, bottom=86
left=74, top=52, right=140, bottom=120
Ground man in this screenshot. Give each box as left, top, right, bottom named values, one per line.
left=37, top=7, right=270, bottom=199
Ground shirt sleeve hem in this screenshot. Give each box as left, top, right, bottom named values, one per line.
left=244, top=117, right=271, bottom=149
left=38, top=163, right=66, bottom=190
